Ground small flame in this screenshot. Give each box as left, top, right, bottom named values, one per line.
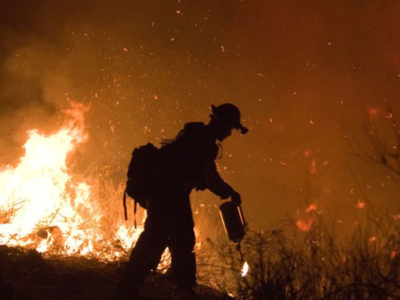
left=241, top=261, right=249, bottom=277
left=357, top=200, right=365, bottom=209
left=296, top=204, right=317, bottom=232
left=306, top=203, right=317, bottom=213
left=296, top=218, right=314, bottom=232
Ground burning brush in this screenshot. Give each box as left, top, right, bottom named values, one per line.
left=0, top=103, right=140, bottom=260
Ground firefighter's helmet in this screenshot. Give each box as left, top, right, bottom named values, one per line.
left=210, top=103, right=248, bottom=134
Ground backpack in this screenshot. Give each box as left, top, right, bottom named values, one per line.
left=123, top=123, right=210, bottom=222
left=123, top=143, right=160, bottom=221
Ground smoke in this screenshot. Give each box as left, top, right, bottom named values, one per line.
left=0, top=0, right=241, bottom=168
left=0, top=1, right=76, bottom=164
left=0, top=1, right=133, bottom=166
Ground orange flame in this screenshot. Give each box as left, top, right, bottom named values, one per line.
left=0, top=103, right=139, bottom=259
left=296, top=203, right=317, bottom=232
left=306, top=203, right=317, bottom=213
left=296, top=218, right=315, bottom=232
left=241, top=261, right=249, bottom=277
left=357, top=200, right=365, bottom=209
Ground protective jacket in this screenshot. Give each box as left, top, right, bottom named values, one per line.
left=159, top=122, right=234, bottom=198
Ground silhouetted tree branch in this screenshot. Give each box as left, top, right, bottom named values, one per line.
left=349, top=105, right=400, bottom=186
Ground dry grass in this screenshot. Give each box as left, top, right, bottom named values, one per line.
left=205, top=207, right=400, bottom=300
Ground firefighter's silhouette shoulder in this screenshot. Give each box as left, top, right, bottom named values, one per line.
left=115, top=103, right=248, bottom=300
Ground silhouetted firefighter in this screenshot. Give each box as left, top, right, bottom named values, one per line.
left=115, top=103, right=248, bottom=300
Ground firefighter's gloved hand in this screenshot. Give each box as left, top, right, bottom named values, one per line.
left=231, top=191, right=241, bottom=205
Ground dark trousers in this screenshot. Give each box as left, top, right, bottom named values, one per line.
left=122, top=192, right=196, bottom=289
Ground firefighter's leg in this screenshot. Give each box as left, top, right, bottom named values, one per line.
left=168, top=200, right=197, bottom=290
left=116, top=209, right=172, bottom=295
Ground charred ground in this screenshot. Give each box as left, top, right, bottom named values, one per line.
left=0, top=245, right=232, bottom=300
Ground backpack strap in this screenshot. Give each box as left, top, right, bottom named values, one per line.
left=123, top=189, right=128, bottom=221
left=122, top=188, right=138, bottom=228
left=133, top=199, right=138, bottom=229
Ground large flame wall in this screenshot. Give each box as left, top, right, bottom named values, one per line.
left=0, top=104, right=140, bottom=259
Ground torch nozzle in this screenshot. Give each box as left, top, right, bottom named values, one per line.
left=236, top=242, right=244, bottom=262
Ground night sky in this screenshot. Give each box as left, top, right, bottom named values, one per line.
left=1, top=0, right=400, bottom=232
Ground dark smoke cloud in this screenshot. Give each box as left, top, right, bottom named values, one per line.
left=0, top=0, right=90, bottom=162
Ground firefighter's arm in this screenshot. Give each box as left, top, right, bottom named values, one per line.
left=203, top=163, right=241, bottom=205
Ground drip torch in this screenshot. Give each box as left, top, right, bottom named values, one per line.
left=219, top=201, right=246, bottom=262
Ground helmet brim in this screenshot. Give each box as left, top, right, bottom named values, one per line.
left=236, top=124, right=248, bottom=135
